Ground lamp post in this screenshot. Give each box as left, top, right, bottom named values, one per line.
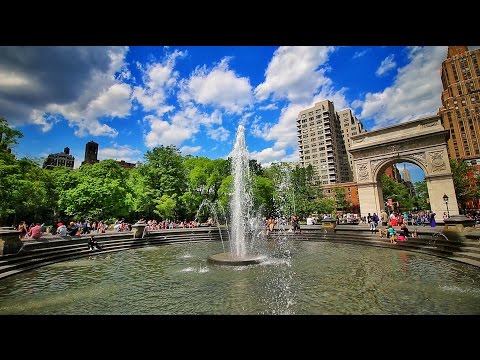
left=443, top=194, right=450, bottom=218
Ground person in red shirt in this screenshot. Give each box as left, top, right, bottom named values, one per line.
left=29, top=223, right=42, bottom=239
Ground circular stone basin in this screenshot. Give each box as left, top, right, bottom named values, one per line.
left=208, top=252, right=266, bottom=266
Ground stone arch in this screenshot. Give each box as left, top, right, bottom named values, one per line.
left=349, top=115, right=459, bottom=219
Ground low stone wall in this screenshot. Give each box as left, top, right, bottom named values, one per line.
left=0, top=230, right=23, bottom=256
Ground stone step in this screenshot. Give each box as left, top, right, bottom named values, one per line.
left=449, top=251, right=480, bottom=262
left=447, top=256, right=480, bottom=267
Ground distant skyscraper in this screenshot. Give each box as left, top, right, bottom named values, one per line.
left=297, top=100, right=366, bottom=185
left=43, top=147, right=75, bottom=169
left=82, top=141, right=99, bottom=166
left=438, top=46, right=480, bottom=166
left=401, top=164, right=411, bottom=183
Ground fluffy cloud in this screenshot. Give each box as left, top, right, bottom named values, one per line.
left=255, top=46, right=336, bottom=103
left=375, top=54, right=397, bottom=77
left=98, top=143, right=142, bottom=164
left=133, top=49, right=186, bottom=114
left=180, top=145, right=201, bottom=155
left=250, top=147, right=286, bottom=166
left=144, top=115, right=197, bottom=148
left=179, top=57, right=253, bottom=114
left=0, top=46, right=132, bottom=137
left=143, top=107, right=223, bottom=148
left=207, top=126, right=230, bottom=141
left=356, top=46, right=447, bottom=128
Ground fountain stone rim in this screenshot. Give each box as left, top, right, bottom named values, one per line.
left=208, top=252, right=266, bottom=266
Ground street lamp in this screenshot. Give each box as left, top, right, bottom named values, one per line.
left=443, top=194, right=450, bottom=218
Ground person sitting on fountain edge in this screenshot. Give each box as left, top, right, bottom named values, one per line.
left=87, top=236, right=102, bottom=251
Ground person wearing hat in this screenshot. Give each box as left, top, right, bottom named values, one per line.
left=56, top=222, right=67, bottom=237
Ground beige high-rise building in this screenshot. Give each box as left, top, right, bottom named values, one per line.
left=337, top=108, right=366, bottom=181
left=439, top=46, right=480, bottom=165
left=297, top=100, right=365, bottom=185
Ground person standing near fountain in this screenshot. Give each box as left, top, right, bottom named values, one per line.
left=429, top=212, right=437, bottom=227
left=266, top=217, right=276, bottom=235
left=291, top=215, right=301, bottom=234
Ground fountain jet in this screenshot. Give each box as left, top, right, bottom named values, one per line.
left=208, top=125, right=265, bottom=265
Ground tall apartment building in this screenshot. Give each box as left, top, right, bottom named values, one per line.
left=438, top=46, right=480, bottom=166
left=337, top=108, right=366, bottom=180
left=297, top=100, right=365, bottom=185
left=43, top=147, right=75, bottom=170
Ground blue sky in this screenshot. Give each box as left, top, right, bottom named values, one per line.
left=2, top=46, right=477, bottom=183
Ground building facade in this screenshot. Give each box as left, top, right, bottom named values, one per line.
left=43, top=147, right=75, bottom=170
left=297, top=100, right=365, bottom=185
left=438, top=46, right=480, bottom=165
left=337, top=108, right=366, bottom=181
left=82, top=141, right=99, bottom=166
left=117, top=160, right=136, bottom=169
left=321, top=182, right=359, bottom=214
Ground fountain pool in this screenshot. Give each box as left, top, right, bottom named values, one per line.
left=1, top=240, right=479, bottom=315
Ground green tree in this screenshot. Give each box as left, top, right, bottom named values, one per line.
left=141, top=145, right=187, bottom=198
left=314, top=197, right=337, bottom=215
left=59, top=160, right=130, bottom=220
left=412, top=180, right=429, bottom=211
left=333, top=187, right=347, bottom=212
left=252, top=176, right=275, bottom=217
left=380, top=174, right=413, bottom=212
left=450, top=159, right=477, bottom=212
left=217, top=175, right=233, bottom=216
left=154, top=194, right=177, bottom=220
left=0, top=117, right=23, bottom=156
left=125, top=167, right=149, bottom=219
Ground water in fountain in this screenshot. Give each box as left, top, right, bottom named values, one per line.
left=195, top=199, right=228, bottom=253
left=208, top=125, right=265, bottom=265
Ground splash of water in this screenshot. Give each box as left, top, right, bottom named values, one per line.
left=196, top=199, right=228, bottom=253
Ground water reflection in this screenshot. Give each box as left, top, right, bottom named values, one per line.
left=0, top=241, right=479, bottom=315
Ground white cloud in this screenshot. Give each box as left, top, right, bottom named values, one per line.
left=357, top=46, right=447, bottom=128
left=0, top=46, right=132, bottom=137
left=250, top=147, right=286, bottom=166
left=207, top=126, right=229, bottom=141
left=41, top=82, right=132, bottom=137
left=255, top=46, right=336, bottom=103
left=179, top=57, right=253, bottom=114
left=353, top=50, right=368, bottom=59
left=239, top=111, right=254, bottom=126
left=133, top=49, right=187, bottom=116
left=250, top=116, right=271, bottom=139
left=144, top=115, right=197, bottom=148
left=375, top=54, right=397, bottom=77
left=86, top=83, right=132, bottom=119
left=258, top=103, right=278, bottom=110
left=98, top=143, right=142, bottom=164
left=143, top=106, right=223, bottom=148
left=180, top=145, right=201, bottom=155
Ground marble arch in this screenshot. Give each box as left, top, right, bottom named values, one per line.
left=349, top=115, right=459, bottom=218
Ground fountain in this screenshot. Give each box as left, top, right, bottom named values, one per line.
left=208, top=125, right=266, bottom=266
